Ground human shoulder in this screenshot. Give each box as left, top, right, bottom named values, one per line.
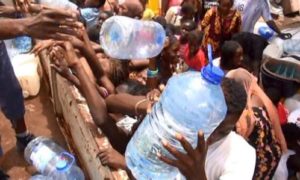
left=220, top=132, right=256, bottom=180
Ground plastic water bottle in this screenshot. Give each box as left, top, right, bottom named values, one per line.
left=125, top=45, right=227, bottom=179
left=24, top=137, right=85, bottom=180
left=13, top=36, right=32, bottom=53
left=30, top=174, right=47, bottom=180
left=38, top=0, right=78, bottom=10
left=100, top=16, right=166, bottom=60
left=258, top=26, right=275, bottom=40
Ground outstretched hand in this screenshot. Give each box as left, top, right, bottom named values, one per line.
left=24, top=7, right=81, bottom=40
left=13, top=0, right=31, bottom=12
left=158, top=131, right=207, bottom=180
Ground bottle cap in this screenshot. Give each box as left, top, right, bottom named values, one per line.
left=56, top=159, right=68, bottom=171
left=201, top=44, right=224, bottom=85
left=55, top=152, right=75, bottom=172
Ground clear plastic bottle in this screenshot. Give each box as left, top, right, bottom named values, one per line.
left=30, top=174, right=47, bottom=180
left=125, top=50, right=227, bottom=179
left=13, top=36, right=32, bottom=53
left=24, top=137, right=84, bottom=180
left=100, top=16, right=166, bottom=60
left=38, top=0, right=77, bottom=10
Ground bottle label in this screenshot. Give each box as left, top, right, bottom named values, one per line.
left=30, top=144, right=56, bottom=173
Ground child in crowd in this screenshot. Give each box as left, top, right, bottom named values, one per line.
left=19, top=0, right=299, bottom=178
left=182, top=30, right=206, bottom=71
left=201, top=0, right=241, bottom=57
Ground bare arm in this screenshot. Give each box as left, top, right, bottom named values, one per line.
left=64, top=42, right=128, bottom=153
left=0, top=5, right=18, bottom=17
left=0, top=8, right=79, bottom=40
left=0, top=18, right=26, bottom=39
left=146, top=57, right=159, bottom=89
left=106, top=93, right=149, bottom=117
left=78, top=30, right=116, bottom=94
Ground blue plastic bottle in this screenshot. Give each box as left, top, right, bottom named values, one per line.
left=125, top=45, right=227, bottom=179
left=100, top=16, right=166, bottom=60
left=258, top=26, right=274, bottom=40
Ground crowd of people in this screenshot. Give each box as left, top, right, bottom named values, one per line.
left=0, top=0, right=299, bottom=179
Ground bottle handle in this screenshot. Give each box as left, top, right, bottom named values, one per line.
left=207, top=44, right=213, bottom=63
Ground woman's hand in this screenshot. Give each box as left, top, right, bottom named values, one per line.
left=158, top=131, right=207, bottom=180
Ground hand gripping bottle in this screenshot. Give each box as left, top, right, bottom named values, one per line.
left=125, top=45, right=227, bottom=179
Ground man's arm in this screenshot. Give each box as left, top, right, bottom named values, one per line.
left=0, top=18, right=26, bottom=39
left=0, top=5, right=18, bottom=17
left=0, top=8, right=79, bottom=40
left=262, top=1, right=292, bottom=39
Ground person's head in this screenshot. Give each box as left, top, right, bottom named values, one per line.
left=187, top=30, right=204, bottom=58
left=220, top=41, right=243, bottom=70
left=82, top=0, right=106, bottom=8
left=180, top=2, right=195, bottom=20
left=266, top=87, right=282, bottom=105
left=87, top=11, right=113, bottom=43
left=98, top=11, right=113, bottom=26
left=116, top=79, right=150, bottom=95
left=287, top=154, right=300, bottom=176
left=180, top=20, right=197, bottom=44
left=218, top=0, right=234, bottom=15
left=209, top=78, right=247, bottom=143
left=153, top=16, right=167, bottom=29
left=96, top=53, right=129, bottom=86
left=282, top=123, right=300, bottom=153
left=118, top=0, right=144, bottom=18
left=162, top=35, right=180, bottom=64
left=159, top=35, right=180, bottom=79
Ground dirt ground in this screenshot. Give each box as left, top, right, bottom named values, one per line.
left=0, top=84, right=67, bottom=180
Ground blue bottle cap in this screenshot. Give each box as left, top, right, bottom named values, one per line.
left=201, top=44, right=224, bottom=85
left=258, top=26, right=274, bottom=40
left=56, top=159, right=68, bottom=171
left=55, top=152, right=75, bottom=172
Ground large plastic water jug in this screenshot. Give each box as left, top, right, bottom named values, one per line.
left=10, top=54, right=41, bottom=98
left=38, top=0, right=78, bottom=10
left=24, top=137, right=84, bottom=180
left=100, top=16, right=166, bottom=60
left=125, top=45, right=227, bottom=179
left=30, top=174, right=47, bottom=180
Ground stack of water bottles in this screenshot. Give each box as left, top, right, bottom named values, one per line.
left=25, top=137, right=85, bottom=180
left=125, top=45, right=228, bottom=179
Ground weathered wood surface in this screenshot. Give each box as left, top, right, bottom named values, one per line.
left=39, top=50, right=128, bottom=180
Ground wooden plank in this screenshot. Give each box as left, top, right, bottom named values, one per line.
left=40, top=50, right=128, bottom=180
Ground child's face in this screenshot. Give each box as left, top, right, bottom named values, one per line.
left=219, top=0, right=233, bottom=15
left=166, top=42, right=180, bottom=64
left=233, top=47, right=243, bottom=68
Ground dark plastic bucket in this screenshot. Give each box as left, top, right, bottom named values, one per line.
left=261, top=58, right=300, bottom=98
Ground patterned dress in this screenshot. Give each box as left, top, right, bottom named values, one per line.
left=249, top=107, right=282, bottom=180
left=201, top=8, right=241, bottom=57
